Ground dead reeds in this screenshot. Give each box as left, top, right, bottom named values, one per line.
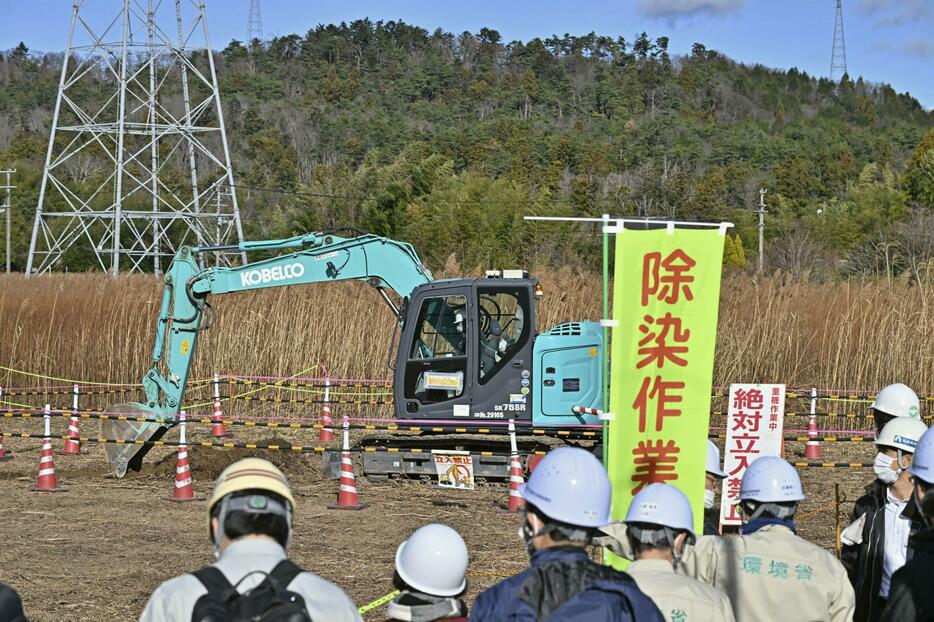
left=0, top=271, right=931, bottom=394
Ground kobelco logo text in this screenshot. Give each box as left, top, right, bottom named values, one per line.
left=240, top=263, right=305, bottom=287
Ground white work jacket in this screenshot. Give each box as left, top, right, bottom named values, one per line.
left=139, top=539, right=361, bottom=622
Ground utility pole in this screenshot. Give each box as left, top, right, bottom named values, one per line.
left=0, top=169, right=13, bottom=274
left=757, top=188, right=767, bottom=273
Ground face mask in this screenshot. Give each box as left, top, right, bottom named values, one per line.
left=873, top=453, right=900, bottom=485
left=704, top=488, right=716, bottom=510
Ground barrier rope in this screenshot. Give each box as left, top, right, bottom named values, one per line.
left=357, top=590, right=400, bottom=615
left=0, top=408, right=601, bottom=438
left=0, top=432, right=552, bottom=456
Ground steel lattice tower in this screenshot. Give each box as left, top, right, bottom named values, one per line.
left=247, top=0, right=263, bottom=42
left=830, top=0, right=848, bottom=81
left=27, top=0, right=246, bottom=276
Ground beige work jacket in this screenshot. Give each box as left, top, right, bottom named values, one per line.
left=627, top=558, right=736, bottom=622
left=601, top=523, right=854, bottom=622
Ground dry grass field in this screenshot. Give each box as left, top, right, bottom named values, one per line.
left=0, top=270, right=932, bottom=620
left=1, top=270, right=932, bottom=393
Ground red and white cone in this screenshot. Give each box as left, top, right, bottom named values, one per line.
left=60, top=385, right=82, bottom=455
left=210, top=374, right=230, bottom=438
left=166, top=412, right=198, bottom=502
left=805, top=387, right=821, bottom=459
left=31, top=405, right=64, bottom=492
left=60, top=416, right=81, bottom=455
left=319, top=378, right=334, bottom=442
left=328, top=416, right=368, bottom=510
left=505, top=419, right=525, bottom=513
left=0, top=387, right=12, bottom=461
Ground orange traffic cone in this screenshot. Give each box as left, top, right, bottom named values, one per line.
left=210, top=374, right=230, bottom=438
left=166, top=412, right=198, bottom=502
left=506, top=419, right=525, bottom=513
left=0, top=431, right=12, bottom=461
left=31, top=405, right=65, bottom=492
left=805, top=388, right=821, bottom=460
left=319, top=378, right=334, bottom=442
left=328, top=416, right=368, bottom=510
left=59, top=385, right=81, bottom=455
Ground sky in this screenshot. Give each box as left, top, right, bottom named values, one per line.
left=1, top=0, right=932, bottom=109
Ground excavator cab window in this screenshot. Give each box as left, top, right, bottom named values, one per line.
left=404, top=295, right=468, bottom=404
left=477, top=287, right=530, bottom=384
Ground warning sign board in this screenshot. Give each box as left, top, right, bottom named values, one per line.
left=432, top=450, right=475, bottom=490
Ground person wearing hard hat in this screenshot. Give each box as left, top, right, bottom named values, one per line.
left=871, top=383, right=921, bottom=435
left=841, top=418, right=929, bottom=622
left=469, top=447, right=663, bottom=622
left=600, top=455, right=855, bottom=622
left=384, top=524, right=469, bottom=622
left=704, top=440, right=727, bottom=535
left=0, top=582, right=26, bottom=622
left=623, top=483, right=735, bottom=622
left=881, top=426, right=934, bottom=621
left=140, top=458, right=361, bottom=622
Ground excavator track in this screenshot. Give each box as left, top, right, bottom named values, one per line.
left=324, top=433, right=597, bottom=488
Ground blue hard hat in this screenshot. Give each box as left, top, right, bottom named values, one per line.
left=909, top=427, right=934, bottom=483
left=624, top=483, right=695, bottom=535
left=519, top=447, right=611, bottom=528
left=706, top=440, right=726, bottom=478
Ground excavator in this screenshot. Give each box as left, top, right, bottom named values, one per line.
left=104, top=229, right=604, bottom=477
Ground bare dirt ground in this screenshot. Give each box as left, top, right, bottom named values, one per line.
left=0, top=415, right=874, bottom=621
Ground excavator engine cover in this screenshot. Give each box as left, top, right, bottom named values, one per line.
left=102, top=403, right=171, bottom=477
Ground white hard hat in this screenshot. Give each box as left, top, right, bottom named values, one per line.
left=453, top=312, right=464, bottom=324
left=872, top=383, right=921, bottom=420
left=624, top=483, right=695, bottom=535
left=706, top=440, right=726, bottom=478
left=395, top=524, right=468, bottom=597
left=909, top=427, right=934, bottom=483
left=519, top=447, right=611, bottom=528
left=739, top=456, right=805, bottom=503
left=876, top=418, right=928, bottom=454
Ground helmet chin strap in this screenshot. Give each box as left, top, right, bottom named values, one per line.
left=212, top=494, right=293, bottom=558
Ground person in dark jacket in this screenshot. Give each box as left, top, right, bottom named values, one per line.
left=0, top=582, right=26, bottom=622
left=881, top=427, right=934, bottom=622
left=469, top=447, right=663, bottom=622
left=385, top=524, right=469, bottom=622
left=840, top=418, right=929, bottom=622
left=704, top=440, right=727, bottom=535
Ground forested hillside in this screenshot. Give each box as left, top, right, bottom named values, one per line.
left=1, top=21, right=932, bottom=277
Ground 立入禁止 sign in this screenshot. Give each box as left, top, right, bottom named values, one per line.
left=432, top=450, right=474, bottom=490
left=719, top=383, right=786, bottom=527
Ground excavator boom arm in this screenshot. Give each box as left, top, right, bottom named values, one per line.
left=145, top=231, right=432, bottom=413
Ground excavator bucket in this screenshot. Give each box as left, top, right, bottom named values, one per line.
left=102, top=403, right=171, bottom=478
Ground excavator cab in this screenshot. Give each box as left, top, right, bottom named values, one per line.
left=394, top=276, right=536, bottom=422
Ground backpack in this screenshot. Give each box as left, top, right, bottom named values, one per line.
left=191, top=559, right=313, bottom=622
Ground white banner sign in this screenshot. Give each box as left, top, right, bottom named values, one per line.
left=719, top=383, right=786, bottom=527
left=432, top=450, right=475, bottom=490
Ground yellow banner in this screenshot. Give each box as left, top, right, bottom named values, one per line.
left=607, top=227, right=726, bottom=568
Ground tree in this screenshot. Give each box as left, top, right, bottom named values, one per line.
left=905, top=129, right=934, bottom=208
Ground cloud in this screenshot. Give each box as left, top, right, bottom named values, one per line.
left=875, top=38, right=934, bottom=60
left=636, top=0, right=745, bottom=19
left=858, top=0, right=932, bottom=27
left=898, top=39, right=934, bottom=59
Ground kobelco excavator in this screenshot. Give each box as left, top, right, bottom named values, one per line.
left=104, top=229, right=603, bottom=477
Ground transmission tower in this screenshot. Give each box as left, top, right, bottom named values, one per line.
left=27, top=0, right=246, bottom=276
left=830, top=0, right=848, bottom=81
left=247, top=0, right=263, bottom=42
